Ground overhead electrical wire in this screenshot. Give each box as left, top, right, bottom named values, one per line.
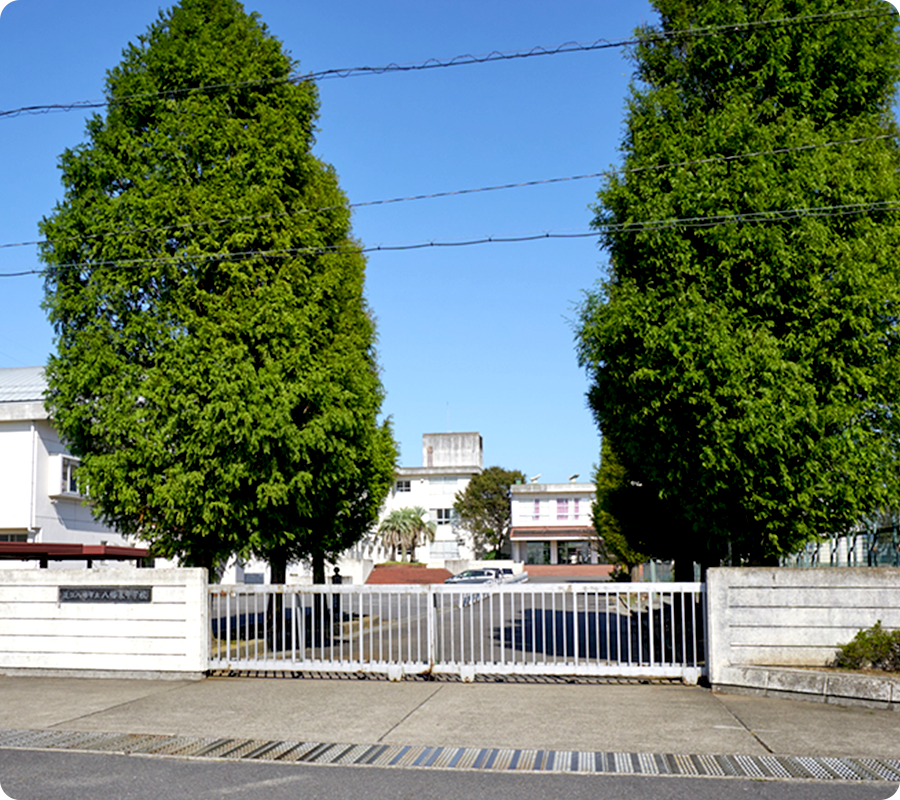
left=3, top=197, right=898, bottom=278
left=0, top=133, right=893, bottom=254
left=0, top=7, right=891, bottom=120
left=0, top=8, right=894, bottom=276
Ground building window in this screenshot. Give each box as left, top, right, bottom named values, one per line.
left=526, top=541, right=551, bottom=565
left=533, top=499, right=540, bottom=521
left=430, top=541, right=460, bottom=559
left=557, top=498, right=569, bottom=521
left=395, top=480, right=411, bottom=493
left=560, top=540, right=590, bottom=564
left=435, top=508, right=452, bottom=526
left=48, top=453, right=87, bottom=498
left=0, top=533, right=27, bottom=542
left=428, top=476, right=458, bottom=495
left=573, top=498, right=580, bottom=520
left=62, top=456, right=81, bottom=495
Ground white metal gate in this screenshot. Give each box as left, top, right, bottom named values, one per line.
left=209, top=582, right=706, bottom=683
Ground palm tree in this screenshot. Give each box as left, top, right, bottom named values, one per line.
left=377, top=509, right=410, bottom=561
left=401, top=506, right=437, bottom=562
left=377, top=507, right=437, bottom=562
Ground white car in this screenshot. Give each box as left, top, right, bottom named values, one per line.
left=444, top=568, right=500, bottom=585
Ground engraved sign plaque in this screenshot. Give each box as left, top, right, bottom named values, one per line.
left=59, top=586, right=152, bottom=603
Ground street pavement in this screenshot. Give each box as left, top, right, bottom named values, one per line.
left=0, top=673, right=898, bottom=757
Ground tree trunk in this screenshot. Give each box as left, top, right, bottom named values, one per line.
left=311, top=549, right=327, bottom=648
left=184, top=545, right=216, bottom=583
left=266, top=549, right=289, bottom=652
left=674, top=556, right=696, bottom=583
left=269, top=551, right=287, bottom=585
left=312, top=549, right=326, bottom=584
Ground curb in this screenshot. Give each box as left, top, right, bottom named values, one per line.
left=713, top=665, right=900, bottom=710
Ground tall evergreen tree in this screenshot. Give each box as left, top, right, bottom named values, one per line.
left=39, top=0, right=397, bottom=580
left=577, top=1, right=900, bottom=574
left=453, top=466, right=526, bottom=557
left=592, top=440, right=649, bottom=580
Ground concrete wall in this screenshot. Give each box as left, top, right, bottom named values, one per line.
left=422, top=432, right=482, bottom=469
left=0, top=568, right=208, bottom=678
left=707, top=567, right=900, bottom=687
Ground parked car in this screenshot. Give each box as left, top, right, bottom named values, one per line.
left=444, top=569, right=500, bottom=585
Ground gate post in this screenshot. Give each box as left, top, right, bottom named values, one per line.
left=498, top=585, right=505, bottom=666
left=426, top=584, right=436, bottom=672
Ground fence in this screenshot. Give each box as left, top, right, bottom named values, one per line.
left=781, top=529, right=900, bottom=568
left=209, top=582, right=706, bottom=683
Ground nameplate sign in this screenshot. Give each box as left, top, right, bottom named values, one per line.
left=59, top=586, right=153, bottom=603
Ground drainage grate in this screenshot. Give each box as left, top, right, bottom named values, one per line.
left=0, top=727, right=898, bottom=783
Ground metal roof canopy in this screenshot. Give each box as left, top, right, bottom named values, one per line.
left=0, top=542, right=150, bottom=568
left=0, top=366, right=47, bottom=403
left=509, top=527, right=596, bottom=541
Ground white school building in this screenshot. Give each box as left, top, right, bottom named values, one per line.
left=0, top=367, right=134, bottom=568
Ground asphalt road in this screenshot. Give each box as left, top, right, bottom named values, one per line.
left=0, top=750, right=895, bottom=800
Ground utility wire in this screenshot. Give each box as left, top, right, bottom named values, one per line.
left=4, top=197, right=898, bottom=278
left=0, top=8, right=891, bottom=120
left=1, top=133, right=893, bottom=253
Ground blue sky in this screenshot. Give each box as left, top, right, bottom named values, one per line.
left=0, top=0, right=656, bottom=482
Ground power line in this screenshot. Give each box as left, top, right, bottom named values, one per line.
left=0, top=8, right=891, bottom=120
left=600, top=198, right=900, bottom=232
left=4, top=197, right=898, bottom=278
left=2, top=133, right=893, bottom=254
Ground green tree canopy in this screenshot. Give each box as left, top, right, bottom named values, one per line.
left=592, top=439, right=649, bottom=579
left=39, top=0, right=397, bottom=581
left=377, top=506, right=437, bottom=563
left=577, top=0, right=900, bottom=574
left=454, top=466, right=526, bottom=556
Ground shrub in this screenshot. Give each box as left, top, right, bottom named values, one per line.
left=608, top=565, right=633, bottom=583
left=833, top=622, right=900, bottom=672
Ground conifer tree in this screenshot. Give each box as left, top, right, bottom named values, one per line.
left=40, top=0, right=397, bottom=580
left=577, top=1, right=900, bottom=573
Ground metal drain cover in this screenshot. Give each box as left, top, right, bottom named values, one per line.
left=0, top=727, right=897, bottom=783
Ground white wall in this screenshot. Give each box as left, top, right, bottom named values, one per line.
left=0, top=414, right=125, bottom=550
left=33, top=420, right=124, bottom=545
left=0, top=420, right=33, bottom=530
left=0, top=568, right=208, bottom=678
left=510, top=483, right=595, bottom=528
left=707, top=567, right=900, bottom=686
left=371, top=471, right=477, bottom=562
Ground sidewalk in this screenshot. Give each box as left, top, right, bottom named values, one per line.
left=1, top=673, right=898, bottom=764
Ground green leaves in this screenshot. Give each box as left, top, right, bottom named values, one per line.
left=377, top=507, right=436, bottom=563
left=453, top=466, right=526, bottom=557
left=40, top=0, right=396, bottom=576
left=577, top=0, right=900, bottom=567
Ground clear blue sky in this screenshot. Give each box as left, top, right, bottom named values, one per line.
left=0, top=0, right=656, bottom=482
